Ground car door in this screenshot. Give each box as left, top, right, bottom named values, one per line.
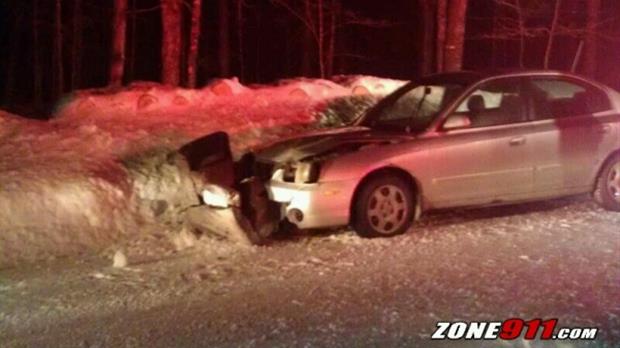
left=523, top=76, right=616, bottom=195
left=424, top=77, right=536, bottom=207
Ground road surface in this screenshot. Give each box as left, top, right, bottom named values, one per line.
left=1, top=196, right=619, bottom=348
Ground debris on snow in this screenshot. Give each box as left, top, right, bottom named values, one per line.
left=112, top=250, right=128, bottom=268
left=170, top=228, right=198, bottom=252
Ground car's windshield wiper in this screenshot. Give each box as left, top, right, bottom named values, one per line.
left=414, top=86, right=430, bottom=119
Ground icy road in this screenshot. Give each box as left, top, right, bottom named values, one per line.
left=1, top=196, right=619, bottom=348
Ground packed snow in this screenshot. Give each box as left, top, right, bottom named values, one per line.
left=1, top=197, right=618, bottom=346
left=0, top=76, right=405, bottom=267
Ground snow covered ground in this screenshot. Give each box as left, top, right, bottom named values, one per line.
left=1, top=197, right=618, bottom=347
left=1, top=77, right=618, bottom=347
left=0, top=76, right=405, bottom=267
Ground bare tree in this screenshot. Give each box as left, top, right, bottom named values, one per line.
left=583, top=0, right=601, bottom=77
left=236, top=0, right=245, bottom=80
left=272, top=0, right=328, bottom=77
left=4, top=9, right=23, bottom=104
left=325, top=0, right=339, bottom=77
left=514, top=0, right=525, bottom=68
left=33, top=0, right=42, bottom=105
left=273, top=0, right=387, bottom=78
left=474, top=0, right=556, bottom=69
left=127, top=0, right=137, bottom=81
left=301, top=0, right=314, bottom=76
left=488, top=0, right=527, bottom=67
left=219, top=0, right=230, bottom=77
left=436, top=0, right=448, bottom=72
left=317, top=0, right=325, bottom=77
left=444, top=0, right=469, bottom=71
left=54, top=0, right=64, bottom=97
left=71, top=0, right=82, bottom=89
left=418, top=0, right=435, bottom=76
left=482, top=0, right=611, bottom=70
left=161, top=0, right=182, bottom=85
left=110, top=0, right=127, bottom=87
left=543, top=0, right=562, bottom=69
left=188, top=0, right=203, bottom=87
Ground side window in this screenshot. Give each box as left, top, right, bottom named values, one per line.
left=529, top=78, right=611, bottom=120
left=455, top=78, right=527, bottom=128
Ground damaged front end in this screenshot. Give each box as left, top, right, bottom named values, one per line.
left=178, top=132, right=282, bottom=245
left=179, top=128, right=396, bottom=244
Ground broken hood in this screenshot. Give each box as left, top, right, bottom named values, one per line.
left=255, top=126, right=411, bottom=163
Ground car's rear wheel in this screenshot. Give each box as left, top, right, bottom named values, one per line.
left=594, top=153, right=620, bottom=212
left=352, top=175, right=415, bottom=238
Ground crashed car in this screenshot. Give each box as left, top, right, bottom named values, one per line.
left=198, top=70, right=620, bottom=242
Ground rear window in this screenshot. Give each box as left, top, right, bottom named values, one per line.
left=529, top=78, right=611, bottom=120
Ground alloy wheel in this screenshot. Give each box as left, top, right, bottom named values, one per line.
left=366, top=184, right=409, bottom=235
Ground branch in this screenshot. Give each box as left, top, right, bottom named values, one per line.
left=126, top=4, right=161, bottom=15
left=270, top=0, right=319, bottom=42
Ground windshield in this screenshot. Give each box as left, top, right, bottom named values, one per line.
left=359, top=82, right=466, bottom=132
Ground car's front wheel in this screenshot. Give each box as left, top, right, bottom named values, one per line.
left=594, top=153, right=620, bottom=212
left=351, top=174, right=415, bottom=238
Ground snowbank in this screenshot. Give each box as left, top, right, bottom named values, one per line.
left=0, top=76, right=406, bottom=267
left=334, top=75, right=408, bottom=96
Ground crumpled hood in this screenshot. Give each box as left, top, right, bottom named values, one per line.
left=255, top=126, right=411, bottom=163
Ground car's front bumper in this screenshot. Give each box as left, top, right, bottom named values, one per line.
left=267, top=179, right=357, bottom=229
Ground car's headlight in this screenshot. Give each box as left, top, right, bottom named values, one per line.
left=201, top=184, right=239, bottom=208
left=295, top=162, right=320, bottom=183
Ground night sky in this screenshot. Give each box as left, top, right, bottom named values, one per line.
left=1, top=0, right=620, bottom=116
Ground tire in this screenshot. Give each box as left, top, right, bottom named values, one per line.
left=351, top=174, right=415, bottom=238
left=594, top=153, right=620, bottom=212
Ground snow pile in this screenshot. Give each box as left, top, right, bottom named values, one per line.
left=119, top=147, right=204, bottom=237
left=0, top=76, right=406, bottom=267
left=334, top=75, right=408, bottom=96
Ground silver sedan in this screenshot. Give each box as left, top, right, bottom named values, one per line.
left=255, top=70, right=620, bottom=237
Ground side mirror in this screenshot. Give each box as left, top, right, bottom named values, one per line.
left=443, top=114, right=472, bottom=130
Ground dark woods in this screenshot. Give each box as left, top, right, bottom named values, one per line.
left=1, top=0, right=620, bottom=116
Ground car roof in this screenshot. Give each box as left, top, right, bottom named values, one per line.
left=418, top=69, right=577, bottom=86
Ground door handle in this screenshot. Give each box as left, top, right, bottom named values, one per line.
left=509, top=137, right=526, bottom=146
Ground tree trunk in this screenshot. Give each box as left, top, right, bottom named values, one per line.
left=188, top=0, right=203, bottom=87
left=218, top=0, right=230, bottom=77
left=317, top=0, right=325, bottom=78
left=71, top=0, right=82, bottom=90
left=33, top=0, right=42, bottom=105
left=490, top=4, right=498, bottom=68
left=418, top=0, right=434, bottom=76
left=325, top=0, right=337, bottom=78
left=4, top=12, right=22, bottom=104
left=443, top=0, right=468, bottom=72
left=515, top=0, right=525, bottom=68
left=301, top=0, right=314, bottom=76
left=543, top=0, right=561, bottom=69
left=161, top=0, right=182, bottom=85
left=583, top=0, right=600, bottom=77
left=110, top=0, right=127, bottom=87
left=436, top=0, right=447, bottom=72
left=236, top=0, right=245, bottom=80
left=128, top=0, right=137, bottom=81
left=54, top=0, right=64, bottom=98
